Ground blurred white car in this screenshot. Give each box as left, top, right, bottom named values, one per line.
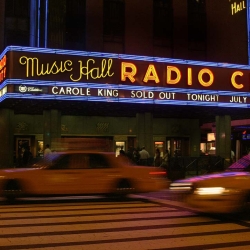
left=169, top=154, right=250, bottom=213
left=0, top=151, right=168, bottom=202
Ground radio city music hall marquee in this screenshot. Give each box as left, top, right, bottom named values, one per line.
left=1, top=46, right=250, bottom=108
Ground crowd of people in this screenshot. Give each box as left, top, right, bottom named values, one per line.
left=17, top=143, right=52, bottom=167
left=19, top=143, right=170, bottom=168
left=118, top=146, right=170, bottom=169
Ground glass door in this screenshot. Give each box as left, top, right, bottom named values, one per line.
left=166, top=137, right=190, bottom=157
left=115, top=141, right=126, bottom=157
left=154, top=141, right=164, bottom=157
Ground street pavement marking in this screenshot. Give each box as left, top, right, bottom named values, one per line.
left=1, top=195, right=250, bottom=250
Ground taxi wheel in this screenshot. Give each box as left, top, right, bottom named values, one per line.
left=3, top=179, right=22, bottom=203
left=115, top=179, right=133, bottom=197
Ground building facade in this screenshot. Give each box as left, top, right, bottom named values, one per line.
left=0, top=0, right=249, bottom=167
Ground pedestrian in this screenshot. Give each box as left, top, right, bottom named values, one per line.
left=231, top=149, right=235, bottom=163
left=126, top=146, right=133, bottom=160
left=132, top=148, right=140, bottom=164
left=154, top=148, right=161, bottom=167
left=139, top=146, right=150, bottom=166
left=160, top=149, right=170, bottom=169
left=117, top=146, right=129, bottom=163
left=119, top=146, right=125, bottom=156
left=22, top=146, right=33, bottom=166
left=44, top=144, right=52, bottom=157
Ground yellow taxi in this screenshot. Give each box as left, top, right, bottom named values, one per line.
left=0, top=151, right=168, bottom=202
left=170, top=154, right=250, bottom=213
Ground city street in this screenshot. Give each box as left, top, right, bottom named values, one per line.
left=1, top=191, right=250, bottom=250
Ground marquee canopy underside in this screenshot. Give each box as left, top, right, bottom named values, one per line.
left=2, top=98, right=249, bottom=125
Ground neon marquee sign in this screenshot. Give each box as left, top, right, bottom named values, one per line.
left=8, top=81, right=250, bottom=107
left=5, top=50, right=250, bottom=92
left=0, top=55, right=6, bottom=82
left=1, top=45, right=250, bottom=108
left=19, top=56, right=114, bottom=81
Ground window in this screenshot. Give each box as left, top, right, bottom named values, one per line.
left=187, top=0, right=207, bottom=51
left=64, top=0, right=86, bottom=50
left=46, top=0, right=86, bottom=49
left=4, top=0, right=30, bottom=46
left=103, top=0, right=125, bottom=43
left=153, top=0, right=173, bottom=47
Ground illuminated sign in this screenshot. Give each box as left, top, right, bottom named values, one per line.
left=0, top=55, right=6, bottom=82
left=229, top=0, right=246, bottom=15
left=1, top=46, right=250, bottom=109
left=15, top=85, right=47, bottom=94
left=19, top=56, right=114, bottom=81
left=242, top=134, right=250, bottom=140
left=2, top=49, right=250, bottom=93
left=10, top=82, right=250, bottom=107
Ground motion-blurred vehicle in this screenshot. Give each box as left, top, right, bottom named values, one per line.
left=169, top=154, right=250, bottom=213
left=0, top=151, right=168, bottom=202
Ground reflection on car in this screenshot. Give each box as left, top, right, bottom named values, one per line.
left=169, top=154, right=250, bottom=213
left=0, top=151, right=168, bottom=202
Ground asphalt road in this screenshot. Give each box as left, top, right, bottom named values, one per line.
left=1, top=190, right=250, bottom=250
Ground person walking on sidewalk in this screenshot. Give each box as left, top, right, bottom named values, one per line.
left=139, top=146, right=150, bottom=166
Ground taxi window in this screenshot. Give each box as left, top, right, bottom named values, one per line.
left=88, top=154, right=110, bottom=169
left=49, top=154, right=70, bottom=169
left=50, top=154, right=88, bottom=169
left=48, top=153, right=110, bottom=169
left=69, top=154, right=88, bottom=169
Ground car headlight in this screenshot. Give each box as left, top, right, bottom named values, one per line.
left=194, top=187, right=240, bottom=195
left=169, top=182, right=193, bottom=191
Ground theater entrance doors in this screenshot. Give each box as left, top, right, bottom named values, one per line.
left=166, top=137, right=189, bottom=157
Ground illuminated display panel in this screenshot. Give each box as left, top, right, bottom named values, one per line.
left=0, top=46, right=250, bottom=108
left=0, top=80, right=246, bottom=108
